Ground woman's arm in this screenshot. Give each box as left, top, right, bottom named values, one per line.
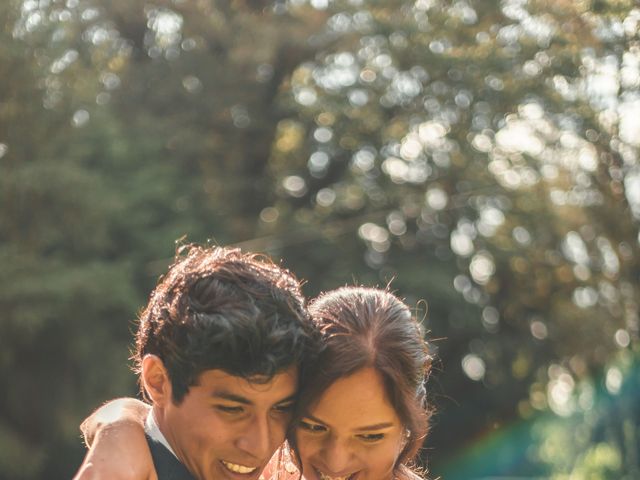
left=74, top=398, right=156, bottom=480
left=80, top=397, right=150, bottom=447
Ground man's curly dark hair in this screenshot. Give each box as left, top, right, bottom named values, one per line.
left=133, top=244, right=316, bottom=404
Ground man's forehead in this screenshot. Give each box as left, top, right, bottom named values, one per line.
left=196, top=366, right=298, bottom=400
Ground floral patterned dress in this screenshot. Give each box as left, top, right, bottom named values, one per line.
left=259, top=443, right=301, bottom=480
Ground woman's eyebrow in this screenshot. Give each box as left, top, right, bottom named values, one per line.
left=355, top=422, right=394, bottom=431
left=303, top=413, right=327, bottom=424
left=303, top=414, right=394, bottom=432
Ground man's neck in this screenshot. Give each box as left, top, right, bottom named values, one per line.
left=147, top=407, right=179, bottom=459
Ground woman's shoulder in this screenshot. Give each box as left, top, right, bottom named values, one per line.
left=397, top=464, right=432, bottom=480
left=399, top=472, right=421, bottom=480
left=400, top=472, right=431, bottom=480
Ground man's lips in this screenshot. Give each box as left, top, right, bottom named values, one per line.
left=220, top=460, right=259, bottom=475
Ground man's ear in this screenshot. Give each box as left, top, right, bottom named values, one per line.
left=141, top=354, right=172, bottom=407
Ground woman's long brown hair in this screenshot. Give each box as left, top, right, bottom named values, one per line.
left=289, top=286, right=433, bottom=478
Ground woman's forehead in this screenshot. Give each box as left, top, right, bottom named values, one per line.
left=307, top=367, right=401, bottom=429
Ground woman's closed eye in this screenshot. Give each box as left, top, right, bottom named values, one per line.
left=299, top=420, right=327, bottom=433
left=356, top=432, right=385, bottom=443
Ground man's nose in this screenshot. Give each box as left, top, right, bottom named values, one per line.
left=236, top=415, right=274, bottom=462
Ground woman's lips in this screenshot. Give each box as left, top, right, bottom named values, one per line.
left=315, top=466, right=357, bottom=480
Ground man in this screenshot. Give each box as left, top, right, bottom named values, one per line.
left=75, top=245, right=316, bottom=480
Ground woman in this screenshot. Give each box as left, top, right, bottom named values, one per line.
left=78, top=287, right=432, bottom=480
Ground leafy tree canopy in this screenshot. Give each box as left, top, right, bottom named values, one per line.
left=1, top=0, right=638, bottom=477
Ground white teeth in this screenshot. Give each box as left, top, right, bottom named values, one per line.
left=318, top=472, right=352, bottom=480
left=221, top=461, right=257, bottom=474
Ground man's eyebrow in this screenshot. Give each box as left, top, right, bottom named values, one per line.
left=210, top=392, right=297, bottom=405
left=211, top=391, right=253, bottom=405
left=303, top=414, right=394, bottom=431
left=274, top=394, right=297, bottom=405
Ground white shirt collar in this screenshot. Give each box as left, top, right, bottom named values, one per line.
left=145, top=409, right=179, bottom=460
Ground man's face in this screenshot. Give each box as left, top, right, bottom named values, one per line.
left=156, top=367, right=298, bottom=480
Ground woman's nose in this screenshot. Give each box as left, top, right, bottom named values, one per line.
left=318, top=436, right=355, bottom=476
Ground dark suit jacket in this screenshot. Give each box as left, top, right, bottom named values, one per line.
left=146, top=434, right=196, bottom=480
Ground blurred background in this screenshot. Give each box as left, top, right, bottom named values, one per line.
left=1, top=0, right=639, bottom=478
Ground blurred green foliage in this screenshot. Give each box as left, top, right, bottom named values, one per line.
left=1, top=0, right=639, bottom=478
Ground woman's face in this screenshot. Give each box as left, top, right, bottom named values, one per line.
left=295, top=367, right=406, bottom=480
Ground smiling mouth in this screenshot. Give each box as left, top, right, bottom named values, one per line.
left=316, top=469, right=356, bottom=480
left=221, top=460, right=258, bottom=475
